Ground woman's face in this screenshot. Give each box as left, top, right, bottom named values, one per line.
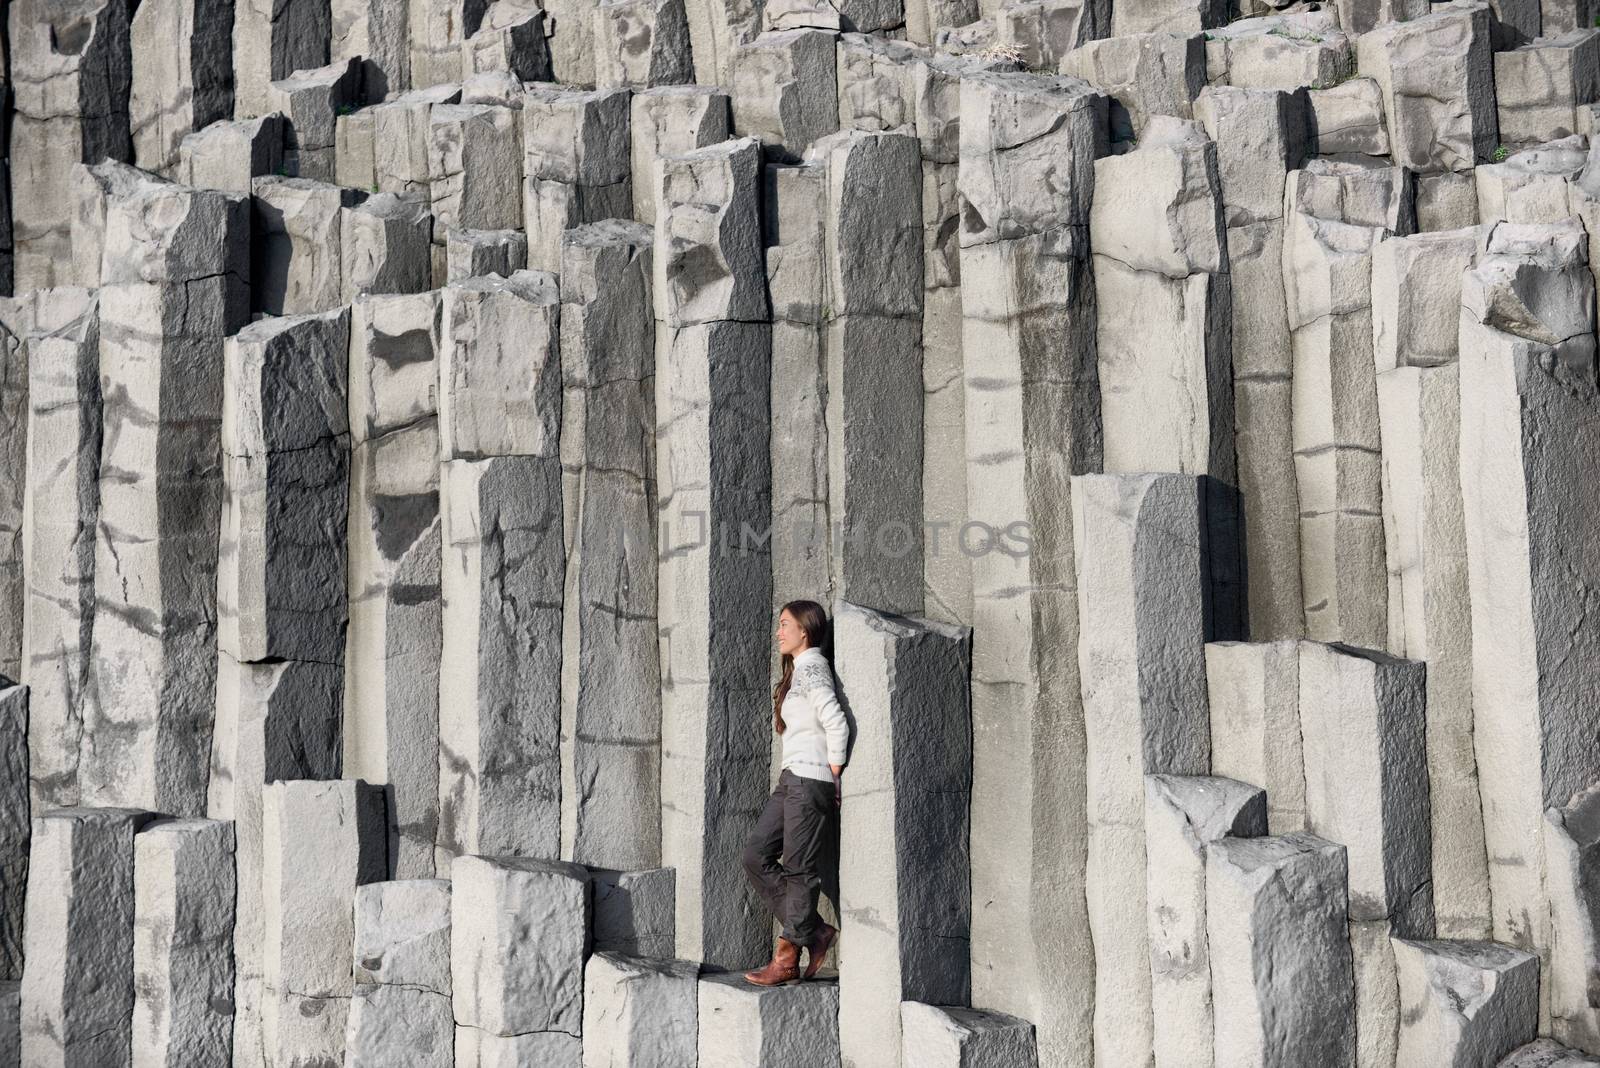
left=776, top=609, right=809, bottom=658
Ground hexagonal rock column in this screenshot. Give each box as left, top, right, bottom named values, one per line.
left=131, top=819, right=236, bottom=1068
left=698, top=972, right=840, bottom=1068
left=252, top=176, right=363, bottom=316
left=218, top=309, right=351, bottom=667
left=653, top=136, right=773, bottom=970
left=409, top=0, right=486, bottom=88
left=1058, top=32, right=1205, bottom=143
left=1071, top=473, right=1212, bottom=1068
left=85, top=176, right=249, bottom=816
left=0, top=325, right=23, bottom=685
left=832, top=600, right=971, bottom=1068
left=522, top=87, right=633, bottom=273
left=451, top=856, right=590, bottom=1056
left=1547, top=782, right=1600, bottom=1049
left=331, top=0, right=412, bottom=103
left=438, top=271, right=560, bottom=461
left=1146, top=775, right=1267, bottom=1068
left=1282, top=164, right=1400, bottom=652
left=346, top=879, right=453, bottom=1067
left=629, top=87, right=730, bottom=227
left=1495, top=32, right=1600, bottom=148
left=594, top=0, right=694, bottom=88
left=232, top=0, right=330, bottom=119
left=176, top=115, right=286, bottom=195
left=582, top=952, right=699, bottom=1065
left=729, top=31, right=839, bottom=163
left=1372, top=229, right=1477, bottom=374
left=129, top=0, right=234, bottom=174
left=267, top=58, right=362, bottom=181
left=1194, top=85, right=1308, bottom=640
left=429, top=103, right=524, bottom=239
left=9, top=0, right=134, bottom=292
left=591, top=867, right=676, bottom=958
left=900, top=1003, right=1038, bottom=1065
left=1458, top=217, right=1600, bottom=1031
left=812, top=128, right=925, bottom=617
left=1090, top=118, right=1241, bottom=637
left=0, top=681, right=25, bottom=981
left=19, top=292, right=99, bottom=811
left=261, top=780, right=388, bottom=1068
left=436, top=456, right=565, bottom=868
left=374, top=85, right=464, bottom=195
left=1474, top=139, right=1588, bottom=227
left=1376, top=360, right=1492, bottom=941
left=1392, top=938, right=1537, bottom=1066
left=447, top=228, right=529, bottom=282
left=1356, top=2, right=1498, bottom=174
left=341, top=193, right=434, bottom=302
left=21, top=806, right=157, bottom=1068
left=463, top=1, right=554, bottom=83
left=1298, top=641, right=1433, bottom=1068
left=1205, top=641, right=1305, bottom=834
left=556, top=223, right=661, bottom=871
left=0, top=982, right=17, bottom=1066
left=208, top=655, right=341, bottom=1068
left=1206, top=832, right=1356, bottom=1067
left=957, top=69, right=1103, bottom=1068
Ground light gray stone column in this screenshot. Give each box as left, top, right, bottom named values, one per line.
left=21, top=806, right=156, bottom=1068
left=1376, top=360, right=1491, bottom=941
left=20, top=292, right=99, bottom=812
left=899, top=1003, right=1038, bottom=1067
left=594, top=0, right=694, bottom=88
left=261, top=780, right=387, bottom=1068
left=1495, top=32, right=1600, bottom=147
left=233, top=0, right=331, bottom=119
left=1206, top=832, right=1357, bottom=1068
left=344, top=290, right=445, bottom=882
left=85, top=176, right=249, bottom=816
left=131, top=818, right=236, bottom=1068
left=653, top=136, right=773, bottom=970
left=1205, top=641, right=1305, bottom=834
left=428, top=103, right=523, bottom=237
left=9, top=0, right=134, bottom=292
left=1298, top=641, right=1433, bottom=1068
left=342, top=193, right=434, bottom=301
left=410, top=0, right=488, bottom=88
left=1547, top=782, right=1600, bottom=1049
left=1393, top=938, right=1538, bottom=1067
left=438, top=271, right=561, bottom=462
left=591, top=867, right=675, bottom=958
left=346, top=879, right=453, bottom=1068
left=332, top=0, right=411, bottom=101
left=522, top=87, right=632, bottom=273
left=697, top=972, right=840, bottom=1067
left=446, top=228, right=529, bottom=282
left=730, top=30, right=839, bottom=162
left=0, top=681, right=24, bottom=982
left=267, top=58, right=360, bottom=181
left=682, top=0, right=765, bottom=85
left=1072, top=473, right=1212, bottom=1068
left=582, top=952, right=699, bottom=1066
left=1459, top=218, right=1600, bottom=1031
left=463, top=1, right=554, bottom=82
left=374, top=85, right=464, bottom=195
left=958, top=69, right=1104, bottom=1068
left=1145, top=774, right=1267, bottom=1068
left=833, top=599, right=971, bottom=1068
left=176, top=115, right=286, bottom=195
left=0, top=325, right=21, bottom=685
left=129, top=0, right=234, bottom=174
left=252, top=176, right=362, bottom=316
left=629, top=87, right=730, bottom=227
left=557, top=222, right=661, bottom=871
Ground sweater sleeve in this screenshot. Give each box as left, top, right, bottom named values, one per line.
left=798, top=661, right=849, bottom=767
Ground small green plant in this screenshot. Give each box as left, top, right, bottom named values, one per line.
left=275, top=163, right=290, bottom=177
left=1492, top=144, right=1510, bottom=162
left=337, top=102, right=357, bottom=116
left=1593, top=12, right=1599, bottom=25
left=1267, top=26, right=1324, bottom=42
left=370, top=182, right=380, bottom=194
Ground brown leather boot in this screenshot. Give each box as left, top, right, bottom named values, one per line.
left=803, top=922, right=837, bottom=979
left=743, top=936, right=801, bottom=986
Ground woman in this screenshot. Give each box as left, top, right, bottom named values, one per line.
left=740, top=599, right=849, bottom=985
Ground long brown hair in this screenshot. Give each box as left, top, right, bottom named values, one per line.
left=772, top=599, right=830, bottom=733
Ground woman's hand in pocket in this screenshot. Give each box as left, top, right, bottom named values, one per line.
left=831, top=765, right=843, bottom=809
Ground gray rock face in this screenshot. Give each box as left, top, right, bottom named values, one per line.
left=1206, top=641, right=1306, bottom=835
left=1059, top=32, right=1205, bottom=143
left=436, top=455, right=565, bottom=867
left=522, top=86, right=634, bottom=272
left=131, top=818, right=236, bottom=1068
left=1504, top=1039, right=1600, bottom=1067
left=233, top=0, right=331, bottom=120
left=1546, top=782, right=1600, bottom=1048
left=1202, top=12, right=1352, bottom=92
left=1357, top=2, right=1498, bottom=175
left=833, top=600, right=972, bottom=1068
left=1072, top=473, right=1211, bottom=1068
left=900, top=1003, right=1039, bottom=1067
left=344, top=291, right=444, bottom=881
left=440, top=270, right=562, bottom=460
left=1476, top=138, right=1588, bottom=226
left=464, top=1, right=555, bottom=83
left=590, top=867, right=675, bottom=959
left=958, top=68, right=1103, bottom=1068
left=557, top=223, right=661, bottom=871
left=9, top=0, right=134, bottom=292
left=346, top=983, right=455, bottom=1067
left=0, top=682, right=25, bottom=981
left=342, top=192, right=434, bottom=301
left=261, top=779, right=387, bottom=1068
left=0, top=981, right=17, bottom=1067
left=1495, top=32, right=1600, bottom=148
left=1393, top=938, right=1538, bottom=1067
left=0, top=323, right=24, bottom=684
left=582, top=952, right=699, bottom=1066
left=129, top=0, right=233, bottom=175
left=374, top=85, right=465, bottom=195
left=451, top=856, right=591, bottom=1039
left=1206, top=832, right=1357, bottom=1068
left=252, top=176, right=363, bottom=316
left=447, top=228, right=530, bottom=282
left=85, top=176, right=249, bottom=817
left=176, top=115, right=286, bottom=195
left=267, top=58, right=362, bottom=180
left=21, top=806, right=156, bottom=1068
left=595, top=0, right=694, bottom=88
left=353, top=879, right=452, bottom=992
left=697, top=972, right=840, bottom=1068
left=333, top=0, right=412, bottom=101
left=630, top=87, right=731, bottom=227
left=731, top=30, right=841, bottom=162
left=429, top=103, right=524, bottom=236
left=654, top=135, right=772, bottom=971
left=219, top=309, right=351, bottom=667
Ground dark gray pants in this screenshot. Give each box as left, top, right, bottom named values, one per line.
left=741, top=767, right=837, bottom=945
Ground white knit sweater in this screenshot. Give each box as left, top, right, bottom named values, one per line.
left=779, top=647, right=849, bottom=783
